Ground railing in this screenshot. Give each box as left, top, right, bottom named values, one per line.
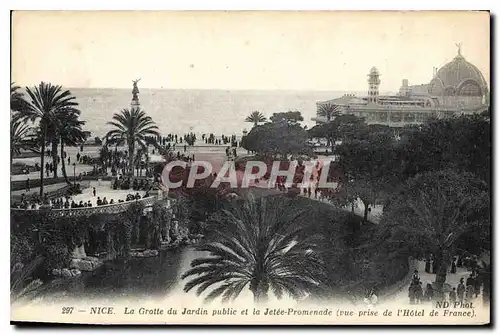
left=11, top=175, right=114, bottom=192
left=11, top=195, right=159, bottom=217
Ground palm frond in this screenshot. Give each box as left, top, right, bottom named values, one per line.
left=181, top=192, right=323, bottom=302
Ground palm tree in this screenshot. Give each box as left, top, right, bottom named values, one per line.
left=381, top=170, right=490, bottom=297
left=10, top=83, right=29, bottom=116
left=58, top=112, right=87, bottom=185
left=10, top=116, right=35, bottom=166
left=11, top=256, right=45, bottom=303
left=317, top=103, right=340, bottom=123
left=315, top=103, right=341, bottom=147
left=245, top=111, right=267, bottom=127
left=106, top=108, right=160, bottom=177
left=11, top=255, right=65, bottom=304
left=182, top=194, right=323, bottom=303
left=20, top=82, right=79, bottom=196
left=98, top=146, right=112, bottom=173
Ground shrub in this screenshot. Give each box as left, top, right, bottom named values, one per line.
left=11, top=235, right=34, bottom=265
left=42, top=243, right=70, bottom=271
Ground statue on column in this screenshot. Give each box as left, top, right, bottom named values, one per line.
left=132, top=78, right=141, bottom=102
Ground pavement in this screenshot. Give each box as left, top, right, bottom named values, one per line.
left=69, top=180, right=146, bottom=206
left=13, top=180, right=147, bottom=208
left=389, top=260, right=478, bottom=306
left=11, top=182, right=72, bottom=198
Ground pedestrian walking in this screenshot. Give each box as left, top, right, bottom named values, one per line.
left=451, top=258, right=457, bottom=274
left=457, top=278, right=465, bottom=302
left=450, top=288, right=457, bottom=303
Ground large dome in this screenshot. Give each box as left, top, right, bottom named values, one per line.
left=428, top=50, right=488, bottom=97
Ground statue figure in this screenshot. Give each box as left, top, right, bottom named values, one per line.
left=132, top=78, right=141, bottom=101
left=456, top=42, right=462, bottom=56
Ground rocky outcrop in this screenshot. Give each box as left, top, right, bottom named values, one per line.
left=69, top=256, right=102, bottom=272
left=52, top=255, right=102, bottom=278
left=71, top=244, right=87, bottom=259
left=159, top=234, right=203, bottom=251
left=52, top=268, right=82, bottom=278
left=130, top=249, right=159, bottom=258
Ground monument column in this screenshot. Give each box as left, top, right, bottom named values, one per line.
left=131, top=78, right=141, bottom=108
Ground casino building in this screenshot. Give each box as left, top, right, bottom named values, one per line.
left=312, top=46, right=489, bottom=126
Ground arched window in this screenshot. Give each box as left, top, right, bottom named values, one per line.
left=428, top=79, right=443, bottom=96
left=458, top=81, right=482, bottom=96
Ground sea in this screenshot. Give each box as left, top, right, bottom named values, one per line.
left=68, top=88, right=361, bottom=138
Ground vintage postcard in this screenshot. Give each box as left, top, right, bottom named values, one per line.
left=10, top=10, right=490, bottom=325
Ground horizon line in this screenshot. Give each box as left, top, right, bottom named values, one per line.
left=15, top=85, right=395, bottom=94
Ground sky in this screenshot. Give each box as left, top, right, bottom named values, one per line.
left=12, top=11, right=490, bottom=92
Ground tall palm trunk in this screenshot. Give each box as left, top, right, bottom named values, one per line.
left=51, top=137, right=58, bottom=178
left=326, top=115, right=331, bottom=147
left=60, top=140, right=70, bottom=185
left=250, top=249, right=269, bottom=303
left=128, top=142, right=134, bottom=176
left=435, top=247, right=449, bottom=299
left=330, top=135, right=336, bottom=154
left=250, top=279, right=269, bottom=303
left=39, top=126, right=47, bottom=197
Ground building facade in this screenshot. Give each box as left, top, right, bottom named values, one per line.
left=313, top=47, right=489, bottom=127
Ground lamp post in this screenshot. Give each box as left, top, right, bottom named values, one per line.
left=73, top=162, right=76, bottom=187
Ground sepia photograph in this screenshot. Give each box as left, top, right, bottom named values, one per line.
left=9, top=10, right=490, bottom=325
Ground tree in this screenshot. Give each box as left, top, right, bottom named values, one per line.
left=106, top=108, right=160, bottom=176
left=181, top=194, right=323, bottom=303
left=245, top=111, right=267, bottom=127
left=241, top=120, right=312, bottom=158
left=98, top=146, right=112, bottom=173
left=10, top=83, right=29, bottom=116
left=11, top=256, right=45, bottom=303
left=308, top=114, right=366, bottom=153
left=334, top=131, right=401, bottom=222
left=317, top=103, right=340, bottom=123
left=21, top=82, right=79, bottom=196
left=58, top=112, right=87, bottom=185
left=381, top=170, right=490, bottom=296
left=401, top=115, right=491, bottom=185
left=270, top=110, right=304, bottom=124
left=10, top=116, right=35, bottom=166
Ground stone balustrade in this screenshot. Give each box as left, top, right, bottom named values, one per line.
left=11, top=195, right=159, bottom=217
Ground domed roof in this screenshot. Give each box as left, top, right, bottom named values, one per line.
left=429, top=48, right=488, bottom=96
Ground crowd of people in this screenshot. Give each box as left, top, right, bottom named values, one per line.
left=94, top=192, right=144, bottom=207
left=43, top=145, right=91, bottom=176
left=408, top=255, right=485, bottom=305
left=203, top=133, right=239, bottom=147
left=112, top=176, right=152, bottom=191
left=14, top=187, right=149, bottom=210
left=148, top=132, right=240, bottom=147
